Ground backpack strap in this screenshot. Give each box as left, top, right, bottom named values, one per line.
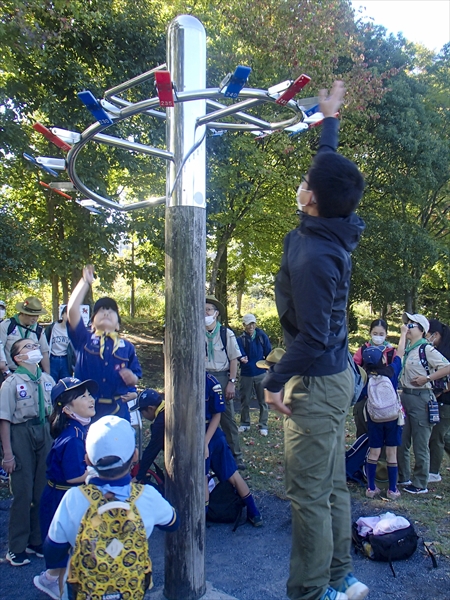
left=418, top=344, right=431, bottom=377
left=220, top=325, right=229, bottom=360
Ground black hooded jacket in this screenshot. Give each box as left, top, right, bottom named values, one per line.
left=264, top=119, right=365, bottom=392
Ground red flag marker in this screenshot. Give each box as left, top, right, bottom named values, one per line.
left=276, top=74, right=311, bottom=106
left=155, top=71, right=175, bottom=107
left=39, top=181, right=72, bottom=199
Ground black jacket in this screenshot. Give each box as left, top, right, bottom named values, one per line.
left=264, top=119, right=365, bottom=392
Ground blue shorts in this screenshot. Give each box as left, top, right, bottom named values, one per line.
left=206, top=427, right=237, bottom=481
left=367, top=416, right=403, bottom=448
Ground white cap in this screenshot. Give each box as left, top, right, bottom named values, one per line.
left=86, top=416, right=136, bottom=471
left=403, top=312, right=430, bottom=334
left=243, top=313, right=257, bottom=325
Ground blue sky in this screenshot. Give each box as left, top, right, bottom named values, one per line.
left=351, top=0, right=450, bottom=52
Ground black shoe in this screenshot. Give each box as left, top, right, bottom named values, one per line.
left=236, top=461, right=246, bottom=471
left=26, top=544, right=44, bottom=558
left=248, top=513, right=263, bottom=527
left=6, top=551, right=31, bottom=566
left=403, top=484, right=428, bottom=495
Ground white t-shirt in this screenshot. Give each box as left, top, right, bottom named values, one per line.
left=49, top=321, right=70, bottom=356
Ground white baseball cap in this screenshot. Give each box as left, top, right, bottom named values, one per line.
left=243, top=313, right=257, bottom=325
left=403, top=312, right=430, bottom=334
left=86, top=415, right=136, bottom=471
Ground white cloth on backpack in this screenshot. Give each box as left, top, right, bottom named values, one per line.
left=357, top=512, right=410, bottom=537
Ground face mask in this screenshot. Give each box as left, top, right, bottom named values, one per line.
left=371, top=335, right=385, bottom=346
left=205, top=315, right=216, bottom=327
left=23, top=349, right=43, bottom=364
left=68, top=412, right=92, bottom=426
left=0, top=309, right=5, bottom=319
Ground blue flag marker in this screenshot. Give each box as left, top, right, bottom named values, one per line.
left=221, top=66, right=251, bottom=98
left=23, top=153, right=59, bottom=177
left=303, top=104, right=319, bottom=118
left=78, top=90, right=114, bottom=125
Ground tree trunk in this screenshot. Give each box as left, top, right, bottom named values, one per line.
left=130, top=241, right=135, bottom=318
left=61, top=278, right=69, bottom=304
left=51, top=273, right=59, bottom=321
left=215, top=245, right=228, bottom=324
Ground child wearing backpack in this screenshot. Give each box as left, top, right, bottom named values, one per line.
left=42, top=415, right=179, bottom=600
left=33, top=377, right=98, bottom=600
left=353, top=319, right=397, bottom=438
left=363, top=324, right=407, bottom=500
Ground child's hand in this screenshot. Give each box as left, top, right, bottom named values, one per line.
left=83, top=265, right=95, bottom=285
left=400, top=324, right=408, bottom=335
left=119, top=368, right=138, bottom=386
left=121, top=391, right=137, bottom=403
left=319, top=80, right=345, bottom=118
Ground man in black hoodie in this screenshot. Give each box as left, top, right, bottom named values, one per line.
left=264, top=82, right=368, bottom=600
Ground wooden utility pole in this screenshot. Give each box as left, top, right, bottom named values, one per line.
left=164, top=16, right=207, bottom=600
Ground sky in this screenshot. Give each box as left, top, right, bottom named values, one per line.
left=351, top=0, right=450, bottom=52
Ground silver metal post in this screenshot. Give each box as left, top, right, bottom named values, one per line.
left=164, top=15, right=206, bottom=600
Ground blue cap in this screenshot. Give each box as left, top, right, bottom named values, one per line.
left=51, top=377, right=99, bottom=405
left=130, top=388, right=162, bottom=411
left=362, top=346, right=384, bottom=368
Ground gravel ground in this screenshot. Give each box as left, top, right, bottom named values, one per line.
left=1, top=493, right=449, bottom=600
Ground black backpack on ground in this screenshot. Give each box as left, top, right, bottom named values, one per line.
left=206, top=481, right=246, bottom=531
left=352, top=520, right=436, bottom=577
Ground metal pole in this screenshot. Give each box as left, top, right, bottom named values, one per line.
left=164, top=15, right=206, bottom=600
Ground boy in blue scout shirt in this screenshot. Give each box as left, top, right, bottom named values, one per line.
left=43, top=415, right=178, bottom=600
left=133, top=379, right=262, bottom=526
left=0, top=338, right=54, bottom=566
left=67, top=265, right=142, bottom=422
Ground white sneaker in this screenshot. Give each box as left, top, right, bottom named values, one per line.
left=238, top=425, right=250, bottom=432
left=428, top=472, right=442, bottom=483
left=259, top=428, right=268, bottom=436
left=33, top=571, right=61, bottom=599
left=398, top=480, right=412, bottom=486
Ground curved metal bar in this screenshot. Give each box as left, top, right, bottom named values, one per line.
left=106, top=95, right=167, bottom=119
left=104, top=64, right=167, bottom=99
left=93, top=133, right=174, bottom=161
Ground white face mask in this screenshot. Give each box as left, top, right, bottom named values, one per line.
left=205, top=315, right=216, bottom=327
left=371, top=335, right=385, bottom=346
left=0, top=309, right=5, bottom=319
left=23, top=349, right=43, bottom=364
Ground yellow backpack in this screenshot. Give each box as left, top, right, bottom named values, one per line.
left=68, top=483, right=152, bottom=600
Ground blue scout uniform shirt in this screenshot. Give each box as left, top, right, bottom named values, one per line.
left=237, top=328, right=272, bottom=377
left=136, top=405, right=165, bottom=481
left=46, top=419, right=87, bottom=484
left=68, top=319, right=142, bottom=420
left=205, top=372, right=225, bottom=423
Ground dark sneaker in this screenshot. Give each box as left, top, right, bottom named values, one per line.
left=337, top=572, right=369, bottom=600
left=26, top=544, right=44, bottom=558
left=248, top=513, right=263, bottom=527
left=236, top=461, right=247, bottom=471
left=6, top=550, right=31, bottom=566
left=403, top=484, right=428, bottom=495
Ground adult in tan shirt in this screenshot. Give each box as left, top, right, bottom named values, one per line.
left=398, top=312, right=450, bottom=495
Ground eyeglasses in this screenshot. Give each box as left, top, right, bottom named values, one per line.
left=205, top=307, right=217, bottom=314
left=406, top=323, right=418, bottom=329
left=22, top=343, right=40, bottom=349
left=298, top=174, right=312, bottom=194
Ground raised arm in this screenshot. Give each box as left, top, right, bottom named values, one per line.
left=68, top=265, right=94, bottom=329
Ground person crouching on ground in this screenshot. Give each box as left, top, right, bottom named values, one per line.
left=67, top=265, right=142, bottom=421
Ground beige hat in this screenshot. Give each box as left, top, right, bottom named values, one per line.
left=402, top=312, right=429, bottom=334
left=256, top=347, right=286, bottom=369
left=205, top=295, right=226, bottom=321
left=242, top=313, right=257, bottom=325
left=15, top=296, right=47, bottom=316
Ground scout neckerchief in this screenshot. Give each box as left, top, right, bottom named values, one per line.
left=402, top=337, right=428, bottom=369
left=93, top=330, right=121, bottom=358
left=15, top=364, right=46, bottom=424
left=13, top=314, right=36, bottom=339
left=154, top=400, right=165, bottom=420
left=205, top=322, right=220, bottom=361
